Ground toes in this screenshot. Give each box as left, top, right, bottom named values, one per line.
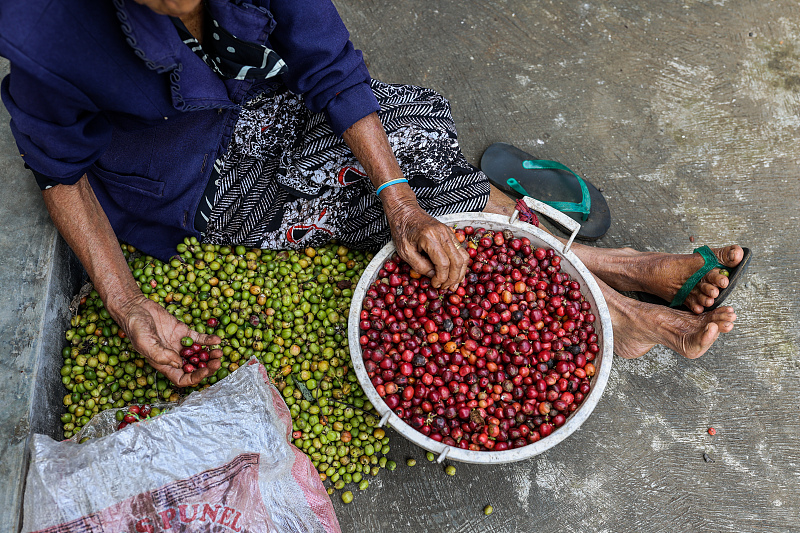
left=710, top=305, right=737, bottom=323
left=684, top=299, right=705, bottom=315
left=715, top=245, right=744, bottom=268
left=697, top=280, right=721, bottom=300
left=706, top=306, right=737, bottom=332
left=683, top=307, right=737, bottom=359
left=689, top=322, right=721, bottom=359
left=685, top=246, right=743, bottom=313
left=681, top=322, right=720, bottom=360
left=705, top=270, right=729, bottom=291
left=685, top=281, right=718, bottom=314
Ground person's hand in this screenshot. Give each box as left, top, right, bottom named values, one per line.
left=117, top=295, right=223, bottom=387
left=41, top=176, right=222, bottom=388
left=385, top=201, right=469, bottom=291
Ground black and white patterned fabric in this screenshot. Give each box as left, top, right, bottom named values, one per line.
left=199, top=80, right=490, bottom=251
left=171, top=9, right=286, bottom=81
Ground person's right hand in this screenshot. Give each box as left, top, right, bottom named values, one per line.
left=118, top=295, right=223, bottom=387
left=385, top=200, right=469, bottom=291
left=41, top=176, right=222, bottom=388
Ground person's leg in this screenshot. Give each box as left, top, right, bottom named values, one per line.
left=558, top=243, right=744, bottom=314
left=483, top=184, right=745, bottom=314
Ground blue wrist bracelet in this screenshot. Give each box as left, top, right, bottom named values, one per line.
left=375, top=178, right=409, bottom=197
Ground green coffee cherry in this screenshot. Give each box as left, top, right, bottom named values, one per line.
left=60, top=241, right=385, bottom=495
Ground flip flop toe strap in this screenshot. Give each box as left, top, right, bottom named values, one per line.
left=520, top=159, right=591, bottom=221
left=670, top=245, right=721, bottom=307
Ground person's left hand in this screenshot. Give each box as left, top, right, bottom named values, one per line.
left=385, top=201, right=469, bottom=291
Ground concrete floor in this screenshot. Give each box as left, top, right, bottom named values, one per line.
left=2, top=0, right=800, bottom=532
left=331, top=0, right=800, bottom=531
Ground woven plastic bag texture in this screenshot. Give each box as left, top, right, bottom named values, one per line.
left=22, top=360, right=341, bottom=533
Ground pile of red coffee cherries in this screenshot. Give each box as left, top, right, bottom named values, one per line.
left=358, top=226, right=600, bottom=451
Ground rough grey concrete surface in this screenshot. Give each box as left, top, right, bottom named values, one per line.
left=1, top=0, right=799, bottom=532
left=0, top=58, right=85, bottom=533
left=330, top=0, right=800, bottom=531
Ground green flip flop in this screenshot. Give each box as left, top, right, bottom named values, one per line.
left=480, top=142, right=611, bottom=240
left=637, top=246, right=752, bottom=310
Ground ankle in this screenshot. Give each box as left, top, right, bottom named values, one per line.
left=584, top=251, right=646, bottom=293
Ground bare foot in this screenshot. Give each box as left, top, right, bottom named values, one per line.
left=573, top=244, right=746, bottom=314
left=482, top=183, right=743, bottom=323
left=599, top=277, right=737, bottom=359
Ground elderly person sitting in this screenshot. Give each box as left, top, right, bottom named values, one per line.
left=0, top=0, right=745, bottom=387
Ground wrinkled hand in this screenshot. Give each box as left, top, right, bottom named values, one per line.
left=118, top=295, right=222, bottom=387
left=386, top=202, right=469, bottom=291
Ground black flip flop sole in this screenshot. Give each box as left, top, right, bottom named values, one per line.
left=636, top=247, right=752, bottom=311
left=480, top=142, right=611, bottom=240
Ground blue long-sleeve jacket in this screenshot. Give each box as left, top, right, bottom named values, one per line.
left=0, top=0, right=380, bottom=260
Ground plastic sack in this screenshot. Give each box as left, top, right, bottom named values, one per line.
left=69, top=403, right=178, bottom=443
left=22, top=360, right=341, bottom=533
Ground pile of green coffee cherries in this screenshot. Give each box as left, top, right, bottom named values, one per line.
left=59, top=237, right=394, bottom=497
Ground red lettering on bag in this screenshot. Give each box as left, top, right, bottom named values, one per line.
left=201, top=503, right=222, bottom=522
left=135, top=518, right=154, bottom=533
left=35, top=454, right=281, bottom=533
left=179, top=504, right=199, bottom=523
left=229, top=511, right=243, bottom=533
left=158, top=508, right=177, bottom=530
left=218, top=506, right=235, bottom=526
